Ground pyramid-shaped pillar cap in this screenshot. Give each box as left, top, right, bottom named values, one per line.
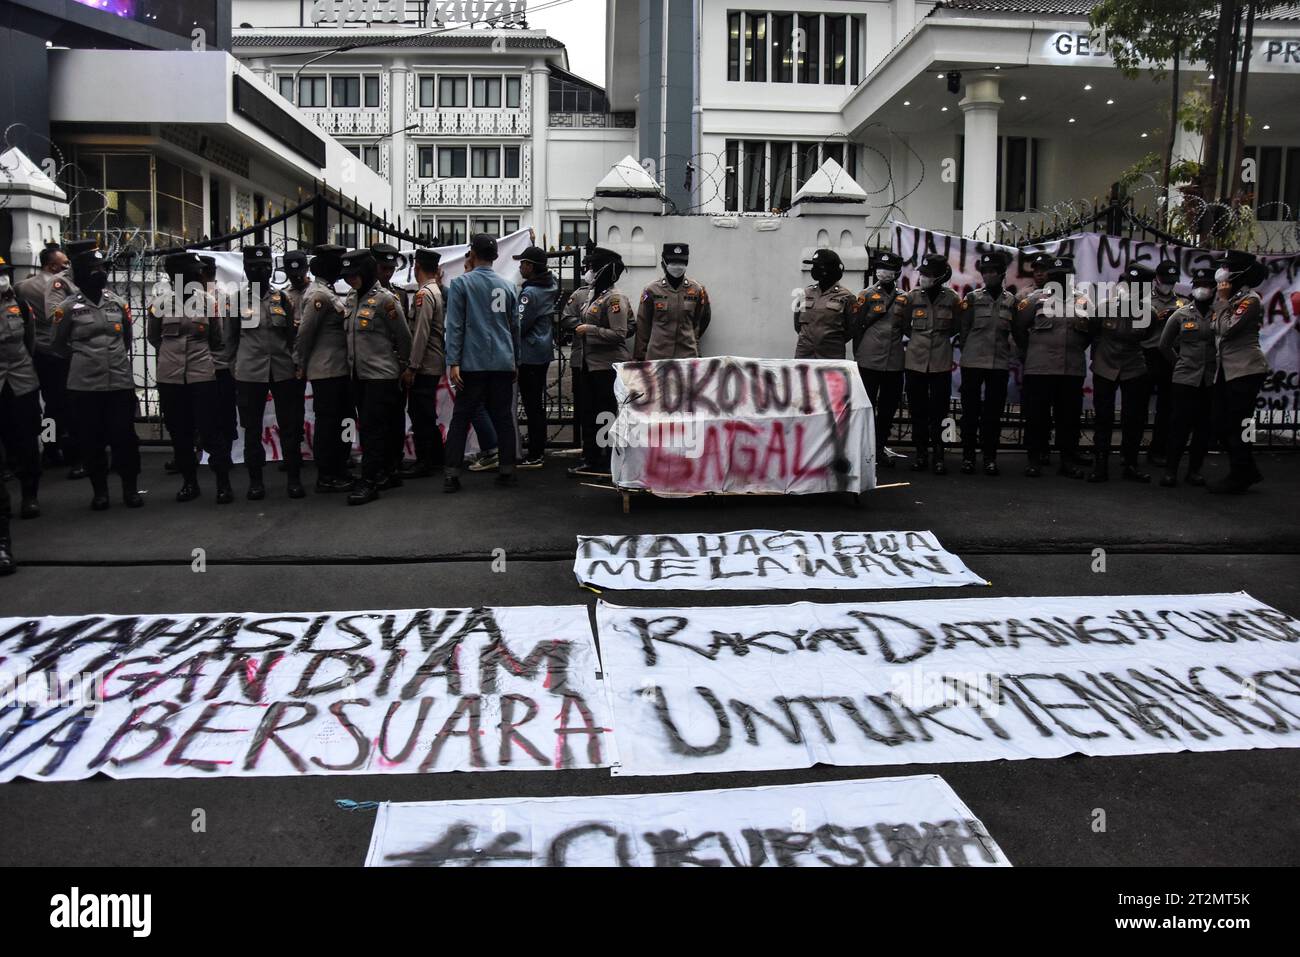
left=792, top=158, right=867, bottom=205
left=595, top=155, right=664, bottom=197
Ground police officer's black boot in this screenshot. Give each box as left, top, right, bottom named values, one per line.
left=247, top=466, right=266, bottom=501
left=348, top=479, right=379, bottom=505
left=286, top=466, right=306, bottom=499
left=90, top=475, right=111, bottom=510
left=984, top=455, right=1000, bottom=477
left=909, top=450, right=929, bottom=473
left=214, top=467, right=234, bottom=505
left=1057, top=451, right=1087, bottom=480
left=176, top=472, right=201, bottom=502
left=1024, top=451, right=1042, bottom=478
left=1087, top=452, right=1109, bottom=483
left=960, top=453, right=976, bottom=475
left=19, top=477, right=39, bottom=519
left=1121, top=460, right=1151, bottom=483
left=931, top=450, right=948, bottom=476
left=122, top=474, right=144, bottom=508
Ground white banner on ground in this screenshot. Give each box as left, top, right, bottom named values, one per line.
left=574, top=530, right=987, bottom=591
left=892, top=220, right=1300, bottom=414
left=0, top=605, right=609, bottom=781
left=595, top=592, right=1300, bottom=777
left=364, top=774, right=1010, bottom=867
left=610, top=357, right=876, bottom=496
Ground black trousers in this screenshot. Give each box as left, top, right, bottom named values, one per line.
left=445, top=371, right=517, bottom=476
left=70, top=389, right=139, bottom=491
left=959, top=367, right=1009, bottom=460
left=518, top=362, right=549, bottom=458
left=1143, top=347, right=1174, bottom=454
left=859, top=368, right=903, bottom=453
left=158, top=380, right=231, bottom=482
left=353, top=378, right=403, bottom=483
left=407, top=373, right=444, bottom=468
left=214, top=368, right=238, bottom=452
left=1092, top=373, right=1150, bottom=465
left=0, top=385, right=41, bottom=498
left=905, top=370, right=952, bottom=456
left=1212, top=371, right=1265, bottom=481
left=575, top=365, right=617, bottom=466
left=387, top=381, right=408, bottom=472
left=1167, top=383, right=1212, bottom=475
left=33, top=350, right=75, bottom=465
left=237, top=377, right=305, bottom=478
left=1023, top=374, right=1083, bottom=458
left=310, top=376, right=354, bottom=479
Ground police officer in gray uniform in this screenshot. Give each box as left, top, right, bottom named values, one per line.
left=372, top=242, right=411, bottom=475
left=0, top=256, right=42, bottom=518
left=400, top=247, right=447, bottom=478
left=1158, top=266, right=1217, bottom=487
left=1013, top=254, right=1091, bottom=479
left=340, top=248, right=411, bottom=505
left=202, top=254, right=239, bottom=468
left=147, top=251, right=233, bottom=504
left=1208, top=251, right=1270, bottom=494
left=1088, top=262, right=1153, bottom=483
left=851, top=250, right=907, bottom=468
left=898, top=253, right=961, bottom=474
left=230, top=244, right=305, bottom=501
left=281, top=249, right=312, bottom=316
left=794, top=249, right=856, bottom=360
left=567, top=246, right=630, bottom=478
left=634, top=243, right=711, bottom=361
left=52, top=245, right=142, bottom=510
left=956, top=251, right=1016, bottom=475
left=1144, top=259, right=1186, bottom=466
left=293, top=244, right=355, bottom=493
left=16, top=242, right=74, bottom=470
left=560, top=249, right=596, bottom=473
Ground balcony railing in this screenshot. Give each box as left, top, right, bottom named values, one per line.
left=549, top=112, right=636, bottom=129
left=300, top=110, right=390, bottom=136
left=411, top=110, right=531, bottom=135
left=406, top=179, right=532, bottom=207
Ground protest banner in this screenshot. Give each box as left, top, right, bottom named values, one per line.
left=575, top=530, right=986, bottom=591
left=610, top=357, right=876, bottom=496
left=892, top=220, right=1300, bottom=417
left=365, top=774, right=1010, bottom=867
left=0, top=605, right=609, bottom=781
left=595, top=592, right=1300, bottom=776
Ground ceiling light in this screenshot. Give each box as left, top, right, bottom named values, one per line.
left=1019, top=95, right=1027, bottom=101
left=1068, top=118, right=1076, bottom=123
left=1141, top=132, right=1148, bottom=138
left=1106, top=98, right=1114, bottom=105
left=941, top=106, right=948, bottom=112
left=1084, top=84, right=1092, bottom=91
left=903, top=100, right=911, bottom=106
left=1262, top=124, right=1271, bottom=130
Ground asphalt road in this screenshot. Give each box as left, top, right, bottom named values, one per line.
left=1, top=449, right=1297, bottom=867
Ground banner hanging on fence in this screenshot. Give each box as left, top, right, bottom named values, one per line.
left=596, top=592, right=1300, bottom=777
left=574, top=530, right=986, bottom=591
left=364, top=774, right=1010, bottom=867
left=0, top=605, right=609, bottom=782
left=610, top=357, right=876, bottom=496
left=892, top=221, right=1300, bottom=415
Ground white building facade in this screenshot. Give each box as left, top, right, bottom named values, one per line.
left=232, top=0, right=637, bottom=248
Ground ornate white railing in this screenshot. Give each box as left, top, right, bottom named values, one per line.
left=406, top=179, right=532, bottom=207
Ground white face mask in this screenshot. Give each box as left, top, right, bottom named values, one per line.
left=918, top=275, right=936, bottom=289
left=664, top=262, right=686, bottom=279
left=0, top=275, right=10, bottom=295
left=1193, top=287, right=1214, bottom=302
left=876, top=269, right=898, bottom=283
left=581, top=269, right=595, bottom=285
left=1214, top=268, right=1231, bottom=284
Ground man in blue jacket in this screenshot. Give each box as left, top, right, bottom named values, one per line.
left=443, top=233, right=520, bottom=492
left=512, top=245, right=559, bottom=467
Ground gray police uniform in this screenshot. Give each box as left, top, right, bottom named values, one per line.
left=0, top=292, right=41, bottom=501
left=294, top=278, right=353, bottom=481
left=51, top=289, right=140, bottom=488
left=1090, top=300, right=1150, bottom=467
left=851, top=281, right=905, bottom=454
left=1159, top=300, right=1216, bottom=475
left=1014, top=287, right=1092, bottom=461
left=346, top=282, right=411, bottom=482
left=634, top=277, right=710, bottom=361
left=1144, top=287, right=1187, bottom=457
left=1211, top=289, right=1269, bottom=484
left=956, top=286, right=1016, bottom=461
left=794, top=283, right=855, bottom=359
left=230, top=286, right=305, bottom=479
left=573, top=285, right=630, bottom=467
left=898, top=285, right=961, bottom=458
left=379, top=280, right=412, bottom=472
left=405, top=278, right=446, bottom=470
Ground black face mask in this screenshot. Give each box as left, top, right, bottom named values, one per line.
left=245, top=264, right=273, bottom=289
left=79, top=269, right=108, bottom=298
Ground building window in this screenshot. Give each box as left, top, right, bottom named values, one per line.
left=772, top=14, right=794, bottom=84
left=471, top=146, right=500, bottom=178
left=503, top=146, right=521, bottom=178
left=418, top=147, right=436, bottom=179
left=1004, top=136, right=1028, bottom=212
left=278, top=75, right=294, bottom=101
left=419, top=218, right=437, bottom=242
left=438, top=218, right=468, bottom=246
left=502, top=218, right=520, bottom=234
left=473, top=77, right=502, bottom=108
left=299, top=76, right=326, bottom=108
left=472, top=217, right=500, bottom=236
left=419, top=77, right=436, bottom=108
left=743, top=140, right=765, bottom=212
left=1244, top=146, right=1284, bottom=220
left=1283, top=148, right=1300, bottom=224
left=346, top=145, right=381, bottom=173
left=365, top=75, right=381, bottom=108
left=549, top=75, right=608, bottom=113
left=850, top=16, right=863, bottom=84
left=825, top=16, right=846, bottom=84
left=796, top=141, right=818, bottom=187
left=797, top=15, right=819, bottom=84
left=770, top=141, right=793, bottom=210
left=727, top=13, right=741, bottom=82
left=332, top=75, right=360, bottom=108
left=744, top=13, right=767, bottom=82
left=560, top=219, right=590, bottom=248
left=506, top=76, right=522, bottom=108
left=440, top=75, right=468, bottom=108
left=438, top=146, right=467, bottom=178
left=823, top=141, right=844, bottom=169
left=725, top=141, right=738, bottom=210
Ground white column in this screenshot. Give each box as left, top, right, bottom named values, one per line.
left=530, top=60, right=550, bottom=245
left=958, top=75, right=1002, bottom=242
left=390, top=59, right=409, bottom=224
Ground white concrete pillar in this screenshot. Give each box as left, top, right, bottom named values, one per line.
left=530, top=60, right=550, bottom=245
left=390, top=59, right=409, bottom=223
left=958, top=75, right=1002, bottom=242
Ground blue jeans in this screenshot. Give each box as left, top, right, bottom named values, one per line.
left=471, top=404, right=497, bottom=453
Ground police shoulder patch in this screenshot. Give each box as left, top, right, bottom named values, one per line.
left=959, top=298, right=968, bottom=310
left=414, top=292, right=425, bottom=309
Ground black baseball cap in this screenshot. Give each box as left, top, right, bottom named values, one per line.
left=977, top=251, right=1009, bottom=272
left=1155, top=259, right=1179, bottom=283
left=340, top=249, right=375, bottom=276
left=918, top=253, right=951, bottom=279
left=512, top=245, right=548, bottom=267
left=242, top=244, right=273, bottom=266
left=283, top=250, right=310, bottom=272
left=164, top=251, right=204, bottom=278
left=470, top=234, right=498, bottom=259
left=802, top=248, right=842, bottom=269
left=662, top=243, right=689, bottom=262
left=1190, top=266, right=1215, bottom=288
left=871, top=251, right=904, bottom=271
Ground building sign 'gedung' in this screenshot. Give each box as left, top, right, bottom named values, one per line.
left=309, top=0, right=528, bottom=26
